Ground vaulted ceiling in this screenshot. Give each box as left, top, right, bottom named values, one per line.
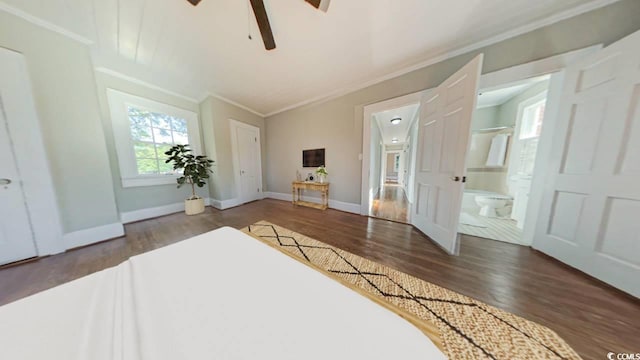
left=0, top=0, right=613, bottom=115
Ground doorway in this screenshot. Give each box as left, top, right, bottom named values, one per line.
left=366, top=102, right=419, bottom=223
left=458, top=76, right=550, bottom=245
left=230, top=120, right=263, bottom=204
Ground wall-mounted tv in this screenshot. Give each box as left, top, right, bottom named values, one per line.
left=302, top=148, right=325, bottom=168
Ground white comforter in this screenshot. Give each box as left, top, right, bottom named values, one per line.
left=0, top=227, right=445, bottom=359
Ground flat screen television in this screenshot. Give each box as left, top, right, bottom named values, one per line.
left=302, top=148, right=325, bottom=168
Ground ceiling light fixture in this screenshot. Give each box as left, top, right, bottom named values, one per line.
left=390, top=117, right=402, bottom=125
left=391, top=138, right=398, bottom=143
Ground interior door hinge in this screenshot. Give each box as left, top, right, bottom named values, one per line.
left=255, top=137, right=257, bottom=142
left=462, top=176, right=467, bottom=183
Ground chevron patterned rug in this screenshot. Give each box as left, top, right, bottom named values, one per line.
left=242, top=220, right=581, bottom=360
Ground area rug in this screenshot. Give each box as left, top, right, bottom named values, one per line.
left=242, top=221, right=581, bottom=360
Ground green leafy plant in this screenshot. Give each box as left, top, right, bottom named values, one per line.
left=164, top=144, right=214, bottom=200
left=315, top=165, right=328, bottom=176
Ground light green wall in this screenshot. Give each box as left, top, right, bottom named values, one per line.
left=94, top=72, right=209, bottom=213
left=0, top=11, right=119, bottom=232
left=265, top=0, right=640, bottom=204
left=472, top=106, right=500, bottom=130
left=200, top=96, right=266, bottom=201
left=497, top=80, right=550, bottom=130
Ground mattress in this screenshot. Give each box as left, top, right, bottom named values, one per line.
left=0, top=227, right=445, bottom=359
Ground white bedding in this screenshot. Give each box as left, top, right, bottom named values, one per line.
left=0, top=227, right=445, bottom=359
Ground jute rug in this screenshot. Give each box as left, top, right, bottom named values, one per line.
left=242, top=221, right=581, bottom=360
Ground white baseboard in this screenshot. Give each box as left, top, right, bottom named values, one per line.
left=264, top=192, right=360, bottom=214
left=210, top=197, right=242, bottom=210
left=63, top=222, right=124, bottom=250
left=120, top=198, right=212, bottom=224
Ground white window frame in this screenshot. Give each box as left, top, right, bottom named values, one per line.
left=107, top=89, right=201, bottom=188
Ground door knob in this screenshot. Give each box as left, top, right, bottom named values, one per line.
left=0, top=178, right=11, bottom=185
left=451, top=176, right=460, bottom=182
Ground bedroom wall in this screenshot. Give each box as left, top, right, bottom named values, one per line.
left=264, top=0, right=640, bottom=207
left=94, top=72, right=209, bottom=214
left=200, top=96, right=266, bottom=202
left=472, top=107, right=500, bottom=131
left=0, top=11, right=120, bottom=235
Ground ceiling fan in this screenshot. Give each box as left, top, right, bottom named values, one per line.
left=186, top=0, right=331, bottom=51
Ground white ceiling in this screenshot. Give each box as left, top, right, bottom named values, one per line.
left=476, top=75, right=549, bottom=108
left=0, top=0, right=612, bottom=115
left=374, top=103, right=419, bottom=145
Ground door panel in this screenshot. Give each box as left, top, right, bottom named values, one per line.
left=0, top=96, right=37, bottom=265
left=411, top=55, right=483, bottom=254
left=534, top=30, right=640, bottom=297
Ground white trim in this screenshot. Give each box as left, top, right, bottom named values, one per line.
left=121, top=175, right=180, bottom=188
left=229, top=119, right=264, bottom=203
left=0, top=48, right=66, bottom=256
left=199, top=92, right=265, bottom=117
left=209, top=197, right=243, bottom=210
left=63, top=223, right=124, bottom=250
left=96, top=68, right=199, bottom=104
left=120, top=198, right=212, bottom=223
left=265, top=192, right=360, bottom=214
left=0, top=1, right=93, bottom=45
left=361, top=91, right=423, bottom=215
left=263, top=0, right=619, bottom=117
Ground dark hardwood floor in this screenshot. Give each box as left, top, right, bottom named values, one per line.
left=0, top=199, right=638, bottom=359
left=370, top=183, right=410, bottom=223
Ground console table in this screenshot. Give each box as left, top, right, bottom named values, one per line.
left=292, top=181, right=329, bottom=210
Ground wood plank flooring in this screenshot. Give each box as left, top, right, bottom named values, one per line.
left=0, top=199, right=638, bottom=359
left=370, top=183, right=410, bottom=223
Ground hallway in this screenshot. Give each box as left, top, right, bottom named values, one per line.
left=370, top=184, right=410, bottom=223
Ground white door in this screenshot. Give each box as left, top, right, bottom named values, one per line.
left=533, top=30, right=640, bottom=297
left=411, top=55, right=483, bottom=254
left=231, top=121, right=262, bottom=204
left=0, top=97, right=38, bottom=265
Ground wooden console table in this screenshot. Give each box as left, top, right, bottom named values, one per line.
left=292, top=181, right=329, bottom=210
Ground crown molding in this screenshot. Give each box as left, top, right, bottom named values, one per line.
left=0, top=1, right=93, bottom=45
left=95, top=67, right=200, bottom=104
left=262, top=0, right=621, bottom=117
left=199, top=92, right=266, bottom=118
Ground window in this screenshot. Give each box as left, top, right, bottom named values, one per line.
left=519, top=99, right=546, bottom=140
left=107, top=89, right=201, bottom=187
left=514, top=94, right=547, bottom=176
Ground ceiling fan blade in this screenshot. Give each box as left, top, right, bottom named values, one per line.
left=249, top=0, right=276, bottom=50
left=186, top=0, right=202, bottom=6
left=304, top=0, right=330, bottom=12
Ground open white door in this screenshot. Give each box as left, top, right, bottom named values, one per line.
left=533, top=30, right=640, bottom=297
left=411, top=55, right=483, bottom=254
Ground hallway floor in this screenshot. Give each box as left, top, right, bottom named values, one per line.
left=370, top=183, right=409, bottom=223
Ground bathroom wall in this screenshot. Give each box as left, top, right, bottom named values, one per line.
left=465, top=128, right=513, bottom=194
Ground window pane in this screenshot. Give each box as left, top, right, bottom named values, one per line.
left=136, top=158, right=159, bottom=174
left=128, top=107, right=153, bottom=141
left=158, top=159, right=174, bottom=174
left=153, top=127, right=173, bottom=144
left=173, top=131, right=189, bottom=145
left=134, top=141, right=157, bottom=159
left=156, top=144, right=173, bottom=159
left=150, top=112, right=172, bottom=129
left=171, top=117, right=188, bottom=133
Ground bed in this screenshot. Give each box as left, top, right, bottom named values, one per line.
left=0, top=227, right=445, bottom=359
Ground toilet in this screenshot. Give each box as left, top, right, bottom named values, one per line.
left=474, top=194, right=513, bottom=218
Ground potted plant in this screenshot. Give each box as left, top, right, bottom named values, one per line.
left=164, top=144, right=214, bottom=215
left=315, top=165, right=328, bottom=183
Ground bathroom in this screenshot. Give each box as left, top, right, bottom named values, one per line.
left=458, top=76, right=550, bottom=245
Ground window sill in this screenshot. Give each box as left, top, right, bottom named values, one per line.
left=121, top=175, right=179, bottom=188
